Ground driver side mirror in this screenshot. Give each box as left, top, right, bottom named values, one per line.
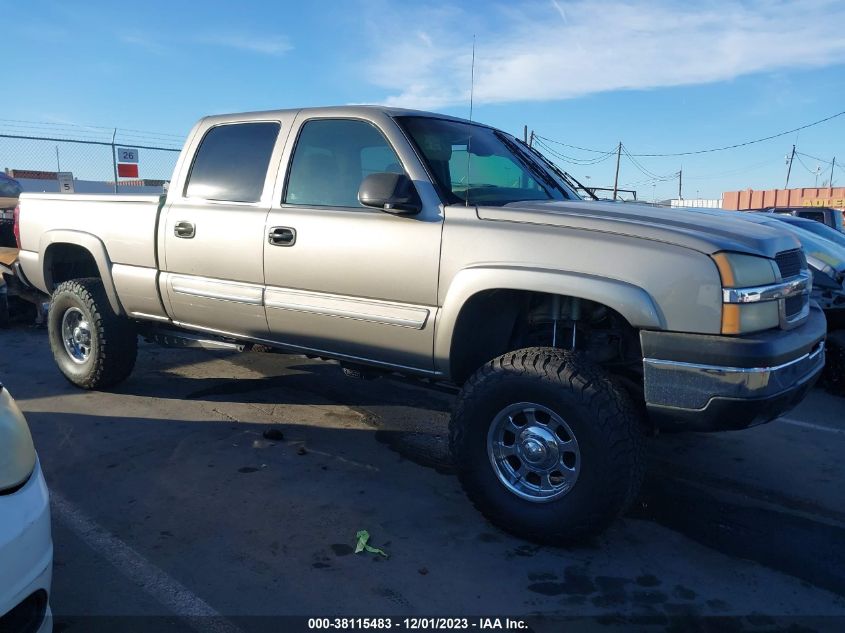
left=358, top=172, right=422, bottom=215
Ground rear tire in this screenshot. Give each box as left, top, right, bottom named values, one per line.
left=450, top=347, right=645, bottom=544
left=48, top=278, right=137, bottom=389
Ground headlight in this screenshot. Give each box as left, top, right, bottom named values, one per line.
left=720, top=302, right=780, bottom=334
left=711, top=252, right=781, bottom=335
left=0, top=386, right=36, bottom=492
left=711, top=252, right=779, bottom=288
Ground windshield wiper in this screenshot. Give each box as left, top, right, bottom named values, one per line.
left=493, top=131, right=567, bottom=198
left=520, top=141, right=599, bottom=201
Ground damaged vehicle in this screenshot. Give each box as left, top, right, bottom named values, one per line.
left=744, top=213, right=845, bottom=327
left=12, top=106, right=827, bottom=542
left=0, top=383, right=53, bottom=633
left=744, top=212, right=845, bottom=392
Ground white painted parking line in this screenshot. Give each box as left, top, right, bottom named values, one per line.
left=51, top=491, right=244, bottom=633
left=779, top=418, right=845, bottom=435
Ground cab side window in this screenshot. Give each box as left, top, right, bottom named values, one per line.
left=798, top=211, right=825, bottom=222
left=185, top=122, right=280, bottom=203
left=285, top=119, right=403, bottom=208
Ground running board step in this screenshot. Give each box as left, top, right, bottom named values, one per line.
left=147, top=330, right=245, bottom=352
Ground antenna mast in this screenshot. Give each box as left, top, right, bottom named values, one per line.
left=465, top=36, right=476, bottom=207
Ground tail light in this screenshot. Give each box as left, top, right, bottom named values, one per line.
left=13, top=205, right=20, bottom=248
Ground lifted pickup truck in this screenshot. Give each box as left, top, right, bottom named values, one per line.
left=15, top=107, right=826, bottom=542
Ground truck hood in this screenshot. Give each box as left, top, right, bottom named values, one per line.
left=476, top=200, right=801, bottom=259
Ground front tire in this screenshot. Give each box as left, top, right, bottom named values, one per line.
left=48, top=278, right=137, bottom=389
left=450, top=347, right=645, bottom=544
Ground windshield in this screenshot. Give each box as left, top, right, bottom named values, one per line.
left=789, top=227, right=845, bottom=270
left=779, top=217, right=845, bottom=250
left=396, top=116, right=578, bottom=206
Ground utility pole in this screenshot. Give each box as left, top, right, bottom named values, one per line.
left=831, top=157, right=836, bottom=188
left=528, top=130, right=535, bottom=148
left=678, top=168, right=683, bottom=200
left=784, top=144, right=796, bottom=189
left=612, top=142, right=622, bottom=200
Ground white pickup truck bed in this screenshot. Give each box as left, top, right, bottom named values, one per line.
left=17, top=194, right=161, bottom=270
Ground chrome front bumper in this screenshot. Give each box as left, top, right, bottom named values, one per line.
left=644, top=341, right=825, bottom=411
left=641, top=305, right=827, bottom=432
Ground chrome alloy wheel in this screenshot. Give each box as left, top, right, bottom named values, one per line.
left=61, top=307, right=92, bottom=364
left=487, top=402, right=581, bottom=502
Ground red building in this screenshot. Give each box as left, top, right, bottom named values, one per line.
left=723, top=187, right=845, bottom=211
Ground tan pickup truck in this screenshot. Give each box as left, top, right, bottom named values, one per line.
left=14, top=106, right=826, bottom=542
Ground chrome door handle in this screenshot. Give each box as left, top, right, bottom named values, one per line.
left=268, top=226, right=296, bottom=246
left=174, top=221, right=195, bottom=238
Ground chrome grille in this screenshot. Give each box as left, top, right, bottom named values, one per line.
left=775, top=249, right=804, bottom=279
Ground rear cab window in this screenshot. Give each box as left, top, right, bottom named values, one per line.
left=185, top=122, right=280, bottom=203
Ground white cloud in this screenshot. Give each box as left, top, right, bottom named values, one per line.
left=119, top=30, right=291, bottom=57
left=364, top=0, right=845, bottom=109
left=120, top=33, right=167, bottom=55
left=196, top=33, right=292, bottom=56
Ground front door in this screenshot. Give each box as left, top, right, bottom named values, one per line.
left=262, top=116, right=442, bottom=371
left=161, top=120, right=281, bottom=338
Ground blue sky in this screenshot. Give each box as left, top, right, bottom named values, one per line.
left=4, top=0, right=845, bottom=199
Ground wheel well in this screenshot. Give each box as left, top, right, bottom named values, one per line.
left=44, top=243, right=101, bottom=291
left=449, top=290, right=643, bottom=385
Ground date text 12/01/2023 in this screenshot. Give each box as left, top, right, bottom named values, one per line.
left=306, top=617, right=529, bottom=630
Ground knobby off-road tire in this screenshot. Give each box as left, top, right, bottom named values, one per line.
left=450, top=347, right=645, bottom=544
left=48, top=278, right=137, bottom=389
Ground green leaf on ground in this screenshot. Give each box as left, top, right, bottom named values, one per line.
left=355, top=530, right=389, bottom=558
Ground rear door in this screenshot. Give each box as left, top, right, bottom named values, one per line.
left=160, top=120, right=284, bottom=338
left=261, top=114, right=443, bottom=371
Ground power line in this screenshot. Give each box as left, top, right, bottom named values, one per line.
left=620, top=175, right=674, bottom=188
left=533, top=138, right=616, bottom=166
left=796, top=151, right=835, bottom=166
left=621, top=144, right=677, bottom=181
left=539, top=142, right=616, bottom=166
left=533, top=135, right=615, bottom=154
left=794, top=153, right=819, bottom=176
left=684, top=157, right=781, bottom=181
left=537, top=108, right=845, bottom=157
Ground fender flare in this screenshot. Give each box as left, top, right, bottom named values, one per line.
left=434, top=265, right=665, bottom=375
left=39, top=230, right=124, bottom=315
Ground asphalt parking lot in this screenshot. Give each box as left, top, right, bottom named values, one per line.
left=2, top=324, right=845, bottom=632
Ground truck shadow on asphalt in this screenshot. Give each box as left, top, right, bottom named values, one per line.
left=27, top=407, right=845, bottom=627
left=25, top=410, right=713, bottom=625
left=4, top=330, right=845, bottom=611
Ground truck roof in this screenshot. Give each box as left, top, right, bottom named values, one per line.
left=200, top=105, right=478, bottom=128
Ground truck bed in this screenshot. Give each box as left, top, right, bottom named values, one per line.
left=17, top=193, right=161, bottom=269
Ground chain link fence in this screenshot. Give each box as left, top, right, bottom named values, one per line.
left=0, top=120, right=183, bottom=195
